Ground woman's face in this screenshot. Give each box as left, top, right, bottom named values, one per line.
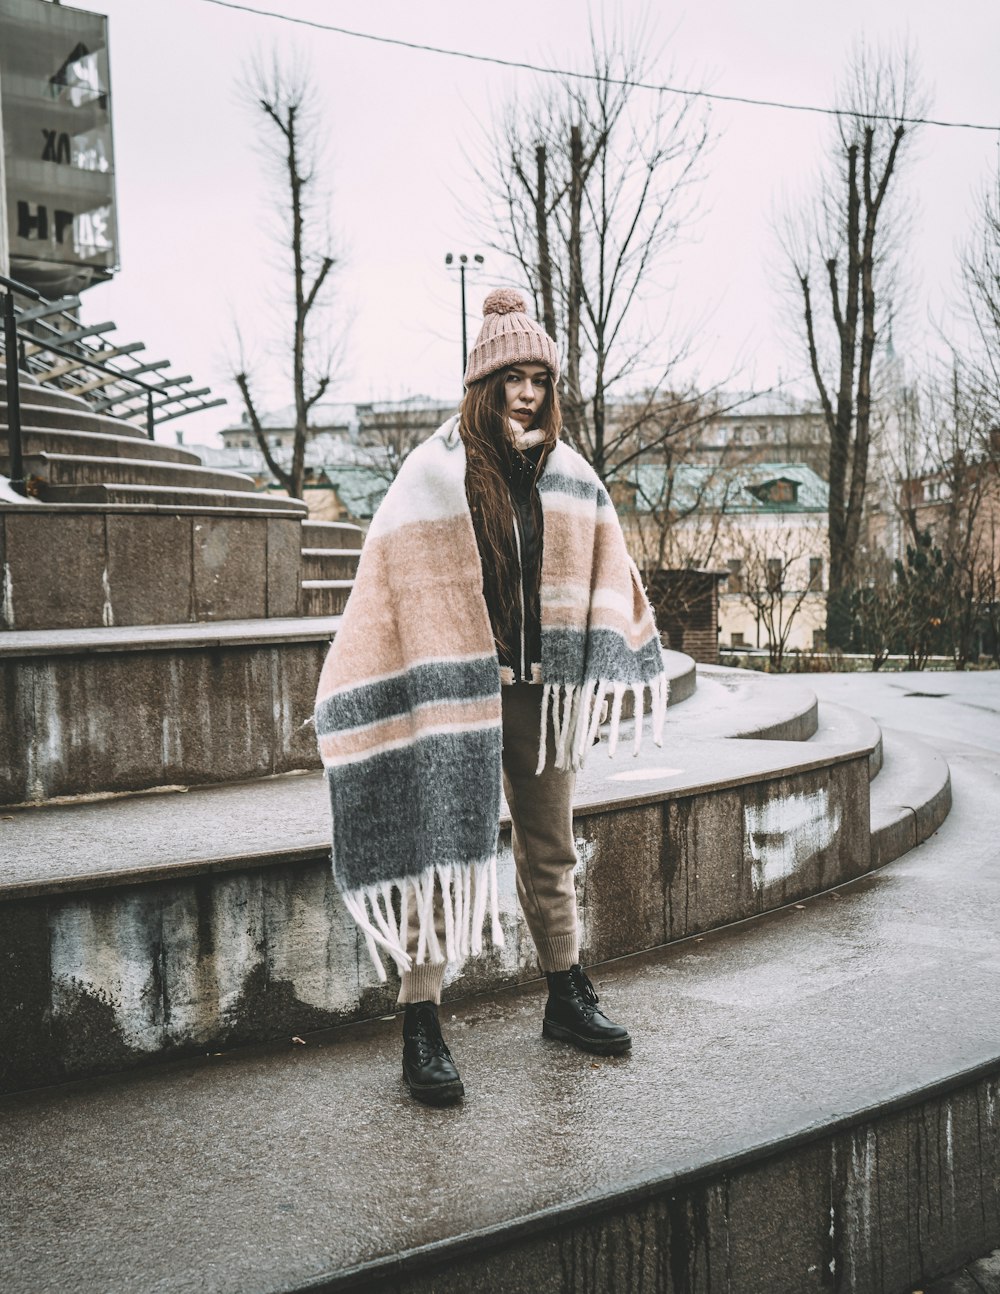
left=503, top=364, right=550, bottom=430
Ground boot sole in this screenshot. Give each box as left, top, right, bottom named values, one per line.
left=543, top=1018, right=632, bottom=1056
left=402, top=1065, right=465, bottom=1106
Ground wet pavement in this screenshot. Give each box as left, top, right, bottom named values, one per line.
left=0, top=674, right=998, bottom=1293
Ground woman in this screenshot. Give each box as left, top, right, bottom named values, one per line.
left=315, top=290, right=667, bottom=1105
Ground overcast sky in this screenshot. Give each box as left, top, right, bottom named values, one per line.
left=72, top=0, right=1000, bottom=444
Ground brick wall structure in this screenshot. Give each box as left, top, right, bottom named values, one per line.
left=644, top=568, right=726, bottom=664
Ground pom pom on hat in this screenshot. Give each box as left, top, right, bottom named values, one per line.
left=465, top=287, right=560, bottom=386
left=482, top=288, right=528, bottom=317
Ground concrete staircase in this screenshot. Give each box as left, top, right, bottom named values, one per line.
left=1, top=380, right=364, bottom=631
left=300, top=517, right=363, bottom=616
left=3, top=666, right=992, bottom=1294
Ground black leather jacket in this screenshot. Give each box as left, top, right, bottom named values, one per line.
left=498, top=442, right=544, bottom=680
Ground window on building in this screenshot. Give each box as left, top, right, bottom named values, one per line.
left=242, top=439, right=251, bottom=449
left=749, top=478, right=798, bottom=506
left=731, top=631, right=746, bottom=647
left=766, top=558, right=783, bottom=592
left=809, top=557, right=823, bottom=591
left=727, top=558, right=743, bottom=593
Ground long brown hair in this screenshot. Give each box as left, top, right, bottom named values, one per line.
left=460, top=368, right=562, bottom=658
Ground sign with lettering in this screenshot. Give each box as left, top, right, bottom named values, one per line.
left=0, top=0, right=118, bottom=289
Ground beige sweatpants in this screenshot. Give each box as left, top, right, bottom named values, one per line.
left=397, top=682, right=580, bottom=1005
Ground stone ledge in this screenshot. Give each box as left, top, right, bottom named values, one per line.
left=0, top=614, right=343, bottom=657
left=870, top=726, right=953, bottom=867
left=0, top=726, right=875, bottom=900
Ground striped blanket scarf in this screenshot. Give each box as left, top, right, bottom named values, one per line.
left=314, top=416, right=667, bottom=980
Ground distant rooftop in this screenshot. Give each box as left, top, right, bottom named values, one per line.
left=628, top=461, right=829, bottom=514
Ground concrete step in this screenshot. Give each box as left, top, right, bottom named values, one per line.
left=0, top=378, right=92, bottom=412
left=33, top=482, right=309, bottom=512
left=301, top=578, right=353, bottom=615
left=1, top=423, right=204, bottom=466
left=301, top=547, right=362, bottom=580
left=0, top=660, right=874, bottom=1090
left=0, top=723, right=988, bottom=1294
left=22, top=451, right=258, bottom=495
left=0, top=701, right=877, bottom=1090
left=0, top=507, right=305, bottom=632
left=686, top=664, right=818, bottom=740
left=1, top=400, right=151, bottom=440
left=301, top=518, right=364, bottom=549
left=870, top=725, right=952, bottom=867
left=0, top=615, right=340, bottom=803
left=809, top=699, right=883, bottom=777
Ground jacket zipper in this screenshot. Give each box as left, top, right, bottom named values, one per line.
left=510, top=503, right=528, bottom=682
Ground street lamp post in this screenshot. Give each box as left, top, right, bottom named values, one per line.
left=445, top=252, right=484, bottom=383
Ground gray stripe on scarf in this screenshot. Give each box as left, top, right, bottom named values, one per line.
left=316, top=655, right=499, bottom=733
left=537, top=472, right=613, bottom=508
left=542, top=627, right=664, bottom=685
left=327, top=727, right=503, bottom=891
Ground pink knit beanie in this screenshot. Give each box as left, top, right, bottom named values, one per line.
left=464, top=289, right=560, bottom=386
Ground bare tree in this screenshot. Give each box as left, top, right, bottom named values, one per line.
left=233, top=58, right=339, bottom=500
left=355, top=401, right=438, bottom=486
left=896, top=362, right=999, bottom=667
left=474, top=15, right=713, bottom=484
left=732, top=521, right=826, bottom=670
left=963, top=164, right=1000, bottom=422
left=781, top=41, right=924, bottom=646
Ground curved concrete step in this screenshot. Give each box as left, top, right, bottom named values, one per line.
left=810, top=699, right=884, bottom=778
left=0, top=615, right=340, bottom=802
left=34, top=482, right=308, bottom=512
left=870, top=726, right=952, bottom=867
left=301, top=518, right=364, bottom=549
left=0, top=378, right=92, bottom=412
left=1, top=400, right=152, bottom=440
left=0, top=658, right=877, bottom=1087
left=675, top=664, right=818, bottom=741
left=23, top=451, right=258, bottom=494
left=0, top=725, right=990, bottom=1294
left=1, top=424, right=203, bottom=466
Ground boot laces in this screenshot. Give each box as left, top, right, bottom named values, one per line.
left=570, top=967, right=600, bottom=1007
left=410, top=1009, right=450, bottom=1064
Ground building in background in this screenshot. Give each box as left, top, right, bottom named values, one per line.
left=210, top=395, right=457, bottom=523
left=0, top=0, right=118, bottom=296
left=618, top=459, right=829, bottom=655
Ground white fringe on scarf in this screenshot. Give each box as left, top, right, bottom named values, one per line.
left=342, top=674, right=668, bottom=982
left=535, top=673, right=670, bottom=775
left=341, top=855, right=504, bottom=983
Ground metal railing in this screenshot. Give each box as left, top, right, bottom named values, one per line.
left=1, top=270, right=225, bottom=497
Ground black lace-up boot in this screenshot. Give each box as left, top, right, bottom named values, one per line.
left=401, top=1001, right=464, bottom=1105
left=543, top=965, right=632, bottom=1056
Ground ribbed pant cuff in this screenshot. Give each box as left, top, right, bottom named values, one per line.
left=397, top=960, right=447, bottom=1006
left=535, top=933, right=580, bottom=974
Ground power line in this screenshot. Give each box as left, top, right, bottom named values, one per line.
left=198, top=0, right=1000, bottom=134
